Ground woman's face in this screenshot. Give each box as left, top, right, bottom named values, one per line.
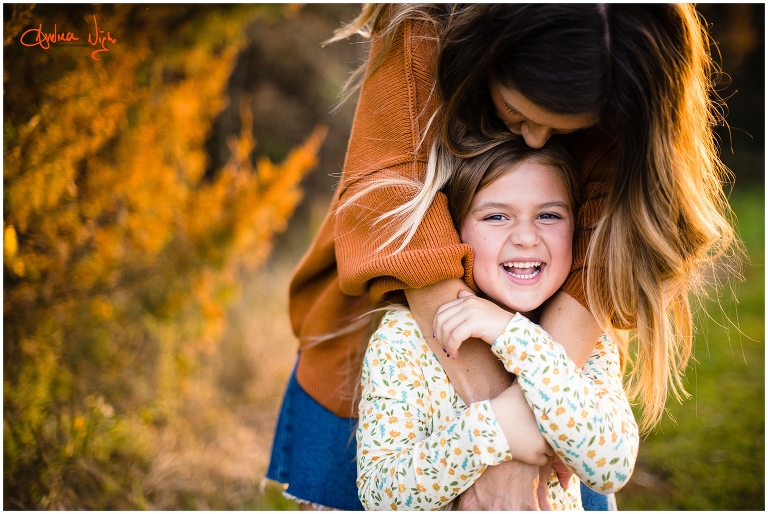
left=460, top=161, right=574, bottom=316
left=488, top=73, right=598, bottom=149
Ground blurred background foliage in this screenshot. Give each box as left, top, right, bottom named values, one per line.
left=4, top=3, right=329, bottom=509
left=2, top=3, right=764, bottom=510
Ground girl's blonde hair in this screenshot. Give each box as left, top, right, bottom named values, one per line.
left=332, top=4, right=739, bottom=432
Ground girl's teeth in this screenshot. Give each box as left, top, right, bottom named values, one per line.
left=505, top=262, right=541, bottom=268
left=502, top=262, right=542, bottom=279
left=511, top=268, right=540, bottom=279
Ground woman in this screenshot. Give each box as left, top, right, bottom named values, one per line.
left=267, top=4, right=735, bottom=510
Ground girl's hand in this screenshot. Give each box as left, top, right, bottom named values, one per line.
left=434, top=290, right=514, bottom=358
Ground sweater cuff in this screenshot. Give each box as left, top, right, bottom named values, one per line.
left=368, top=245, right=479, bottom=304
left=337, top=190, right=479, bottom=302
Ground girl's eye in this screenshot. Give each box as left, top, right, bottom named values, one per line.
left=537, top=212, right=563, bottom=220
left=483, top=214, right=506, bottom=222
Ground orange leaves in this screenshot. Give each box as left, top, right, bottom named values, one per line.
left=185, top=93, right=327, bottom=272
left=4, top=225, right=19, bottom=261
left=4, top=5, right=320, bottom=507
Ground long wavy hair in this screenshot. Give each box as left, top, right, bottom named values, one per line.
left=330, top=4, right=738, bottom=432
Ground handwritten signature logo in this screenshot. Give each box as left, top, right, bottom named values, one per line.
left=20, top=15, right=116, bottom=60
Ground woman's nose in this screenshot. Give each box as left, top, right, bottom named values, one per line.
left=520, top=122, right=551, bottom=149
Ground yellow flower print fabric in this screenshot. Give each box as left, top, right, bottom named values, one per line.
left=357, top=310, right=637, bottom=510
left=356, top=310, right=514, bottom=510
left=491, top=313, right=639, bottom=495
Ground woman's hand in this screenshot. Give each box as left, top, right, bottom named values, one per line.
left=434, top=289, right=514, bottom=358
left=457, top=460, right=552, bottom=511
left=551, top=455, right=574, bottom=491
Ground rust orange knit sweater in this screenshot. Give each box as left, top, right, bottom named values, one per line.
left=289, top=19, right=616, bottom=418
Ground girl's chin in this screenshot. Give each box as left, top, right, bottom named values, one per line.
left=508, top=306, right=538, bottom=317
left=493, top=295, right=543, bottom=317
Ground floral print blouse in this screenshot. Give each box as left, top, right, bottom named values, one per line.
left=356, top=309, right=638, bottom=510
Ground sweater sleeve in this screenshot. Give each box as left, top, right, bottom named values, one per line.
left=357, top=318, right=511, bottom=510
left=333, top=19, right=475, bottom=304
left=490, top=314, right=639, bottom=493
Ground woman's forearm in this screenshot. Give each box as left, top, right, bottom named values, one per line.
left=407, top=286, right=602, bottom=403
left=357, top=329, right=512, bottom=510
left=405, top=279, right=513, bottom=404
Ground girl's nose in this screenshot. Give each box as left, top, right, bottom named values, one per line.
left=520, top=122, right=551, bottom=149
left=510, top=224, right=539, bottom=247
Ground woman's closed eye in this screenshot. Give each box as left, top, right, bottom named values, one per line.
left=504, top=104, right=523, bottom=118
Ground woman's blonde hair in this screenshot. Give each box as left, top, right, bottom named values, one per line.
left=587, top=5, right=739, bottom=431
left=331, top=4, right=739, bottom=432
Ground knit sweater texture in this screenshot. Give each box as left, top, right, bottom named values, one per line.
left=289, top=18, right=616, bottom=418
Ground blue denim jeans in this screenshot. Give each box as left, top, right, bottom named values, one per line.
left=581, top=482, right=616, bottom=510
left=267, top=366, right=614, bottom=510
left=267, top=368, right=364, bottom=510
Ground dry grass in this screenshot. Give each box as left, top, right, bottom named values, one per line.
left=142, top=262, right=299, bottom=509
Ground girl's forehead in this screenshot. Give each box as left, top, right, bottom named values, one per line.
left=484, top=160, right=570, bottom=192
left=471, top=161, right=575, bottom=211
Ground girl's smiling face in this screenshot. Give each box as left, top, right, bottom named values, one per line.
left=460, top=160, right=574, bottom=316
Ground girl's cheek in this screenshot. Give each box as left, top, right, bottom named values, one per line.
left=544, top=226, right=574, bottom=260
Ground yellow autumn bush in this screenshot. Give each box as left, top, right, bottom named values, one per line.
left=4, top=4, right=325, bottom=509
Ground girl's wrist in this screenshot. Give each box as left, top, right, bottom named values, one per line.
left=490, top=312, right=525, bottom=346
left=481, top=302, right=516, bottom=344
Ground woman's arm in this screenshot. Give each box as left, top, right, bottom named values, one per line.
left=408, top=283, right=556, bottom=511
left=422, top=292, right=600, bottom=399
left=432, top=291, right=637, bottom=492
left=489, top=383, right=554, bottom=466
left=538, top=291, right=602, bottom=368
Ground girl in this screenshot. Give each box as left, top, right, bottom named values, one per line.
left=356, top=138, right=638, bottom=510
left=268, top=5, right=736, bottom=510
